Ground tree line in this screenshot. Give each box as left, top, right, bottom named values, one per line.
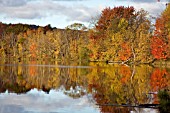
left=0, top=23, right=88, bottom=62
left=0, top=5, right=170, bottom=64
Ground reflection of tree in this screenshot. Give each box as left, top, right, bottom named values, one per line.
left=29, top=61, right=37, bottom=76
left=0, top=64, right=31, bottom=94
left=150, top=68, right=170, bottom=104
left=59, top=66, right=89, bottom=98
left=129, top=65, right=152, bottom=104
left=120, top=65, right=131, bottom=84
left=0, top=62, right=169, bottom=113
left=0, top=61, right=60, bottom=94
left=64, top=86, right=87, bottom=99
left=151, top=68, right=169, bottom=92
left=87, top=63, right=156, bottom=112
left=0, top=61, right=89, bottom=95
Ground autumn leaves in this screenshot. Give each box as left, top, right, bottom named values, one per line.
left=89, top=6, right=152, bottom=64
left=89, top=5, right=170, bottom=64
left=151, top=5, right=170, bottom=60
left=0, top=5, right=170, bottom=64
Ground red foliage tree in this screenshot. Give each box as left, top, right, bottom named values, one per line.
left=150, top=68, right=169, bottom=103
left=91, top=6, right=135, bottom=40
left=151, top=36, right=168, bottom=59
left=96, top=6, right=134, bottom=31
left=150, top=68, right=169, bottom=92
left=151, top=17, right=169, bottom=59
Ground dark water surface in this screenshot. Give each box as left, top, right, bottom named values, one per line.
left=0, top=61, right=169, bottom=113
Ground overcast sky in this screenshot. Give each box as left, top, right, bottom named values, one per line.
left=0, top=0, right=168, bottom=28
left=0, top=89, right=98, bottom=113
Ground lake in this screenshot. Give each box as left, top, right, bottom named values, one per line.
left=0, top=60, right=169, bottom=113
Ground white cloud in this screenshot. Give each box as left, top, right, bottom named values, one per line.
left=0, top=0, right=27, bottom=7
left=127, top=2, right=166, bottom=17
left=0, top=89, right=98, bottom=113
left=0, top=0, right=167, bottom=28
left=52, top=0, right=86, bottom=1
left=117, top=0, right=169, bottom=3
left=0, top=0, right=99, bottom=22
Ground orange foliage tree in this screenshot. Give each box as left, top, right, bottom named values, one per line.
left=151, top=17, right=169, bottom=59
left=95, top=6, right=135, bottom=33
left=89, top=6, right=135, bottom=61
left=151, top=4, right=170, bottom=60
left=150, top=68, right=169, bottom=92
left=89, top=6, right=152, bottom=63
left=120, top=65, right=131, bottom=84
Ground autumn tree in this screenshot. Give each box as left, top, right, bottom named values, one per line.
left=0, top=22, right=89, bottom=62
left=89, top=6, right=152, bottom=64
left=66, top=23, right=87, bottom=31
left=150, top=68, right=169, bottom=92
left=162, top=3, right=170, bottom=58
left=151, top=16, right=169, bottom=60
left=88, top=6, right=135, bottom=61
left=0, top=23, right=7, bottom=58
left=64, top=23, right=89, bottom=62
left=151, top=4, right=170, bottom=60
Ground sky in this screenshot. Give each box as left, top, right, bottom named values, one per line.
left=0, top=0, right=169, bottom=28
left=0, top=89, right=99, bottom=113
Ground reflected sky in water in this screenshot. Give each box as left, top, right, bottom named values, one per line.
left=0, top=62, right=168, bottom=113
left=0, top=89, right=99, bottom=113
left=0, top=89, right=160, bottom=113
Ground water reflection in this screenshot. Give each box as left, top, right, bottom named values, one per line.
left=0, top=61, right=169, bottom=113
left=0, top=89, right=99, bottom=113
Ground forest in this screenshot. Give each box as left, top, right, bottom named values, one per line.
left=0, top=5, right=170, bottom=65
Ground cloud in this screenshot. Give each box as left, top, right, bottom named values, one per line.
left=63, top=5, right=99, bottom=22
left=118, top=0, right=169, bottom=3
left=52, top=0, right=86, bottom=1
left=0, top=0, right=27, bottom=7
left=0, top=105, right=26, bottom=113
left=0, top=89, right=96, bottom=113
left=0, top=0, right=167, bottom=26
left=0, top=0, right=99, bottom=22
left=126, top=2, right=166, bottom=17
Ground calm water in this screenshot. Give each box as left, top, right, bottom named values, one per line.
left=0, top=61, right=169, bottom=113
